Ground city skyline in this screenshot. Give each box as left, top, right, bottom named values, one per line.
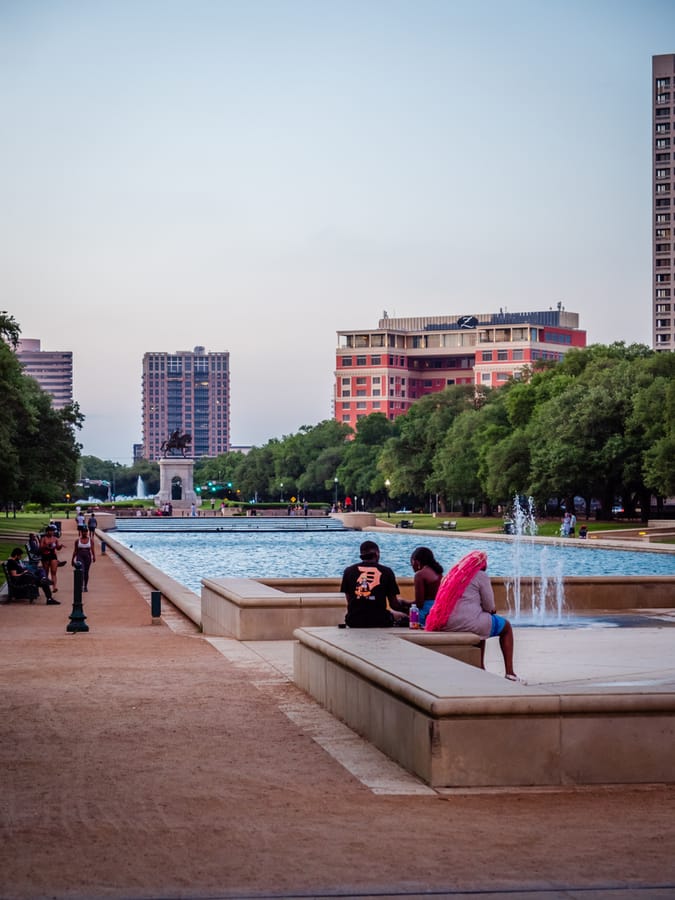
left=2, top=2, right=673, bottom=461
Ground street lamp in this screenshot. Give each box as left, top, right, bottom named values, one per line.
left=280, top=482, right=284, bottom=502
left=334, top=476, right=338, bottom=507
left=384, top=478, right=391, bottom=518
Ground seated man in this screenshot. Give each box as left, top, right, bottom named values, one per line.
left=6, top=548, right=59, bottom=605
left=340, top=540, right=407, bottom=628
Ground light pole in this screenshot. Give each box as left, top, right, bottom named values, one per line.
left=280, top=483, right=284, bottom=502
left=334, top=476, right=338, bottom=507
left=384, top=478, right=391, bottom=518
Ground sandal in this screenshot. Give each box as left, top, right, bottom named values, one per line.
left=505, top=673, right=526, bottom=683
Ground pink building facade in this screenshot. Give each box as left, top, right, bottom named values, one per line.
left=334, top=309, right=586, bottom=431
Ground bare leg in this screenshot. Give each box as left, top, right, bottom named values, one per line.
left=499, top=620, right=516, bottom=677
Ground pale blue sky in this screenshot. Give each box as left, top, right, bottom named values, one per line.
left=1, top=0, right=672, bottom=461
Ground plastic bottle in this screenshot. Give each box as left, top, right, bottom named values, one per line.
left=409, top=603, right=420, bottom=629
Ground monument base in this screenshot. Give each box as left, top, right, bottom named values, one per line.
left=155, top=457, right=201, bottom=511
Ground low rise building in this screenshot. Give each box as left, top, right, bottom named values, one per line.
left=335, top=308, right=586, bottom=430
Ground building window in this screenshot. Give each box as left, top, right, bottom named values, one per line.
left=656, top=107, right=671, bottom=117
left=342, top=357, right=353, bottom=366
left=497, top=372, right=509, bottom=381
left=656, top=318, right=671, bottom=328
left=356, top=377, right=366, bottom=384
left=342, top=390, right=351, bottom=397
left=656, top=138, right=671, bottom=149
left=656, top=273, right=672, bottom=282
left=356, top=389, right=366, bottom=396
left=656, top=258, right=671, bottom=266
left=657, top=92, right=671, bottom=103
left=656, top=78, right=671, bottom=90
left=497, top=349, right=508, bottom=361
left=656, top=198, right=671, bottom=207
left=355, top=356, right=367, bottom=366
left=656, top=123, right=671, bottom=133
left=373, top=389, right=381, bottom=396
left=513, top=349, right=524, bottom=361
left=371, top=355, right=381, bottom=364
left=342, top=415, right=351, bottom=422
left=372, top=401, right=380, bottom=409
left=656, top=213, right=672, bottom=222
left=482, top=350, right=493, bottom=361
left=656, top=183, right=671, bottom=193
left=482, top=373, right=491, bottom=382
left=356, top=401, right=367, bottom=409
left=656, top=333, right=672, bottom=343
left=656, top=169, right=671, bottom=179
left=656, top=152, right=671, bottom=162
left=656, top=228, right=672, bottom=238
left=372, top=376, right=380, bottom=383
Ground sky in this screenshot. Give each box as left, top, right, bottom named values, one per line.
left=1, top=0, right=673, bottom=462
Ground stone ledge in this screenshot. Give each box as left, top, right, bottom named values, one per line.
left=293, top=626, right=675, bottom=787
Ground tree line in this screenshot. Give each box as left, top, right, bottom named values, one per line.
left=85, top=342, right=675, bottom=521
left=3, top=308, right=673, bottom=520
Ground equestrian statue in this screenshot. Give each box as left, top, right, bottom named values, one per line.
left=160, top=429, right=192, bottom=458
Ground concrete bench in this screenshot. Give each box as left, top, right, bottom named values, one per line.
left=201, top=577, right=347, bottom=640
left=293, top=626, right=675, bottom=788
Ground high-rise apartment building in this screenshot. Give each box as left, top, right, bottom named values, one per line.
left=142, top=346, right=230, bottom=461
left=335, top=309, right=586, bottom=431
left=653, top=53, right=675, bottom=352
left=15, top=339, right=73, bottom=410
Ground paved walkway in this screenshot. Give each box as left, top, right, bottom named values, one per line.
left=1, top=520, right=675, bottom=900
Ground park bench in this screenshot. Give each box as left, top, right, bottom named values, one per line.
left=438, top=520, right=457, bottom=530
left=395, top=519, right=414, bottom=529
left=1, top=561, right=38, bottom=603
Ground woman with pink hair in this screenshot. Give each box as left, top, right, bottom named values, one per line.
left=424, top=550, right=521, bottom=680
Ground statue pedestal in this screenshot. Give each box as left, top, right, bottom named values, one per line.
left=156, top=458, right=201, bottom=511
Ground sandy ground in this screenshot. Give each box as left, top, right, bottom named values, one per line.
left=2, top=521, right=675, bottom=900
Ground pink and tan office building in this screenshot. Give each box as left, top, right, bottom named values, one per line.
left=334, top=309, right=586, bottom=430
left=653, top=54, right=675, bottom=352
left=142, top=346, right=230, bottom=461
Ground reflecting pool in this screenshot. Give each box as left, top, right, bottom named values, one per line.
left=112, top=529, right=675, bottom=595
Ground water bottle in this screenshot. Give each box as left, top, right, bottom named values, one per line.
left=409, top=603, right=420, bottom=629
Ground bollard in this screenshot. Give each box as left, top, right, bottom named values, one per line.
left=150, top=590, right=161, bottom=620
left=100, top=540, right=107, bottom=554
left=67, top=562, right=89, bottom=633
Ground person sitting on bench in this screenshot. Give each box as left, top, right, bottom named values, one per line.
left=6, top=548, right=59, bottom=604
left=341, top=540, right=407, bottom=627
left=424, top=549, right=521, bottom=681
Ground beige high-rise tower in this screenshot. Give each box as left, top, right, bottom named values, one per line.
left=653, top=54, right=675, bottom=352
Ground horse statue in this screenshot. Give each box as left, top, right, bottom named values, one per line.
left=160, top=429, right=192, bottom=458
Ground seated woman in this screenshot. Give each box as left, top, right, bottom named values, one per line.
left=409, top=546, right=443, bottom=627
left=424, top=549, right=521, bottom=681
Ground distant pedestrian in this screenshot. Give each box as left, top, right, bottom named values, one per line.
left=72, top=530, right=96, bottom=592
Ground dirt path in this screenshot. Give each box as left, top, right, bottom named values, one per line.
left=1, top=521, right=675, bottom=899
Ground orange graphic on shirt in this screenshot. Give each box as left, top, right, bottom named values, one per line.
left=354, top=566, right=381, bottom=599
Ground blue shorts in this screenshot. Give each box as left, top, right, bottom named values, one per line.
left=489, top=614, right=507, bottom=637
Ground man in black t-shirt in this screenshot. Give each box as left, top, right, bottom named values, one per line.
left=340, top=540, right=406, bottom=628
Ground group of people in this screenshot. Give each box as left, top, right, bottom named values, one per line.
left=6, top=518, right=97, bottom=605
left=340, top=540, right=520, bottom=681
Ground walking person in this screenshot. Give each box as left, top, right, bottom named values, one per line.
left=39, top=525, right=66, bottom=592
left=87, top=512, right=98, bottom=539
left=71, top=529, right=96, bottom=592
